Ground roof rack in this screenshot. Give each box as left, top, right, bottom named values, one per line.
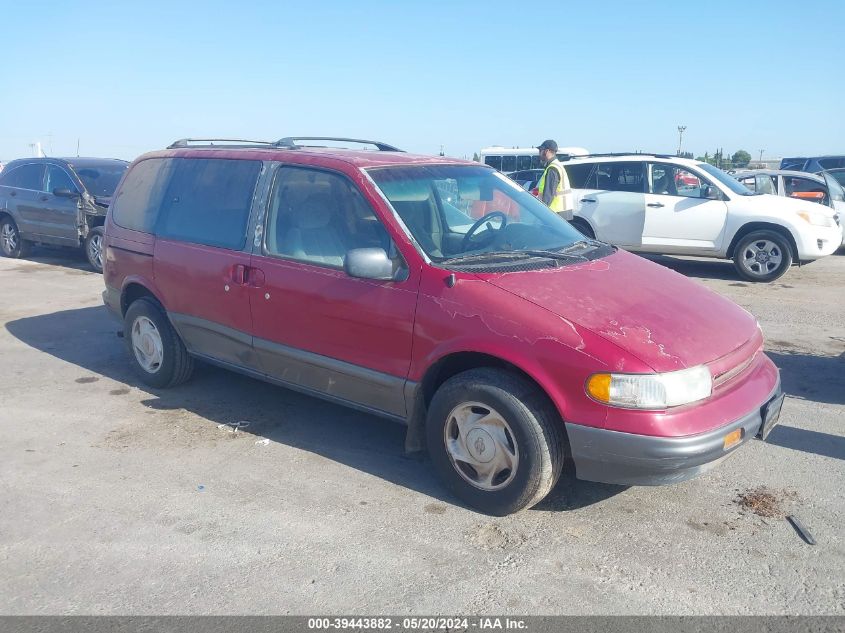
left=573, top=152, right=680, bottom=160
left=167, top=138, right=273, bottom=149
left=275, top=137, right=403, bottom=152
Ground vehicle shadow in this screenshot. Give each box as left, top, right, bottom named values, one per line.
left=5, top=306, right=622, bottom=513
left=766, top=425, right=845, bottom=461
left=640, top=254, right=741, bottom=281
left=16, top=247, right=94, bottom=273
left=766, top=350, right=845, bottom=406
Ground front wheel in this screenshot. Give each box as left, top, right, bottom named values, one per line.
left=426, top=368, right=565, bottom=515
left=1, top=217, right=32, bottom=259
left=732, top=230, right=793, bottom=282
left=84, top=226, right=105, bottom=273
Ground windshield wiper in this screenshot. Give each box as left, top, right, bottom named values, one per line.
left=441, top=249, right=588, bottom=265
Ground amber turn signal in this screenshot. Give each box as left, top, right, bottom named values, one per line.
left=723, top=429, right=742, bottom=450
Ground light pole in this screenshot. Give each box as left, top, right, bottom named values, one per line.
left=677, top=126, right=687, bottom=156
left=759, top=149, right=764, bottom=163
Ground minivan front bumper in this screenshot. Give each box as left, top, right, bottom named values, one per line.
left=565, top=379, right=782, bottom=486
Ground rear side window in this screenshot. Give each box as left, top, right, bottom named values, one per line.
left=604, top=162, right=645, bottom=193
left=483, top=155, right=502, bottom=170
left=157, top=158, right=261, bottom=250
left=819, top=157, right=845, bottom=169
left=112, top=158, right=173, bottom=233
left=0, top=164, right=45, bottom=190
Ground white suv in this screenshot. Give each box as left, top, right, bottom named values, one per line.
left=562, top=154, right=843, bottom=282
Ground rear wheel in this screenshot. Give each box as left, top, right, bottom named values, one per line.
left=426, top=368, right=564, bottom=515
left=84, top=226, right=105, bottom=273
left=124, top=298, right=194, bottom=388
left=0, top=217, right=32, bottom=259
left=732, top=230, right=793, bottom=282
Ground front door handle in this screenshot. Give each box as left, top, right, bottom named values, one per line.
left=647, top=202, right=665, bottom=208
left=581, top=198, right=596, bottom=203
left=232, top=264, right=247, bottom=285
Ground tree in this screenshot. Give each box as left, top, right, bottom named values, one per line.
left=472, top=153, right=480, bottom=162
left=732, top=150, right=751, bottom=168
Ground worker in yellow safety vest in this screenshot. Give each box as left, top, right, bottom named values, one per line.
left=536, top=139, right=573, bottom=219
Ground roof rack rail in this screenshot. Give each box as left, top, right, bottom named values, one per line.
left=167, top=138, right=273, bottom=149
left=274, top=137, right=403, bottom=152
left=574, top=152, right=679, bottom=160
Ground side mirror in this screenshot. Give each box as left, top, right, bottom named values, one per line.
left=53, top=188, right=80, bottom=198
left=703, top=185, right=721, bottom=200
left=344, top=247, right=399, bottom=281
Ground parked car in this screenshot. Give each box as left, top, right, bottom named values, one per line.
left=562, top=154, right=842, bottom=282
left=732, top=170, right=845, bottom=248
left=103, top=137, right=783, bottom=516
left=780, top=155, right=845, bottom=173
left=0, top=157, right=129, bottom=271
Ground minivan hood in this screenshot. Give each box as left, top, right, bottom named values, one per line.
left=481, top=250, right=758, bottom=372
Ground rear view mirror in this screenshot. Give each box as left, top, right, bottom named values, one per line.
left=53, top=188, right=80, bottom=198
left=703, top=185, right=721, bottom=200
left=344, top=248, right=397, bottom=281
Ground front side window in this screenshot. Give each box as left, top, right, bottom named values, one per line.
left=368, top=164, right=596, bottom=265
left=0, top=164, right=45, bottom=190
left=157, top=158, right=261, bottom=250
left=784, top=176, right=828, bottom=204
left=265, top=166, right=395, bottom=269
left=650, top=163, right=705, bottom=198
left=46, top=165, right=77, bottom=194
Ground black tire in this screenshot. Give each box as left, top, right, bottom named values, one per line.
left=426, top=368, right=565, bottom=516
left=0, top=217, right=32, bottom=259
left=732, top=230, right=793, bottom=282
left=569, top=217, right=595, bottom=239
left=123, top=298, right=194, bottom=388
left=84, top=226, right=105, bottom=273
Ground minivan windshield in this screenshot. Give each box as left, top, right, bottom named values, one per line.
left=368, top=165, right=599, bottom=265
left=697, top=163, right=756, bottom=196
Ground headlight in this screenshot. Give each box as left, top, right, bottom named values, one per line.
left=797, top=210, right=834, bottom=228
left=586, top=366, right=712, bottom=409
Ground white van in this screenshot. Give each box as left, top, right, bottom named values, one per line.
left=562, top=154, right=843, bottom=282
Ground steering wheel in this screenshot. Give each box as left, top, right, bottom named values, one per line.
left=461, top=211, right=508, bottom=251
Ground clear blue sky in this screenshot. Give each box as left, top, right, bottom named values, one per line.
left=2, top=0, right=844, bottom=162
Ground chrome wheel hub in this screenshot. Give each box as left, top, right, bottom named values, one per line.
left=741, top=240, right=782, bottom=276
left=1, top=223, right=18, bottom=253
left=443, top=402, right=519, bottom=491
left=131, top=316, right=164, bottom=373
left=88, top=234, right=103, bottom=269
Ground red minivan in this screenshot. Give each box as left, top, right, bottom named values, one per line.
left=102, top=137, right=783, bottom=515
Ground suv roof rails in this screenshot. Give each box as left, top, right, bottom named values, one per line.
left=275, top=137, right=403, bottom=152
left=167, top=138, right=273, bottom=149
left=573, top=152, right=680, bottom=160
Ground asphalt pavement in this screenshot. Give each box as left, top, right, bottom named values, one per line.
left=1, top=248, right=843, bottom=615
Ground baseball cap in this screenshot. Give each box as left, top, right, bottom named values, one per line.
left=537, top=139, right=558, bottom=152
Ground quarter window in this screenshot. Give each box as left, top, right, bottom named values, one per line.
left=265, top=167, right=393, bottom=268
left=157, top=158, right=261, bottom=249
left=112, top=158, right=174, bottom=234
